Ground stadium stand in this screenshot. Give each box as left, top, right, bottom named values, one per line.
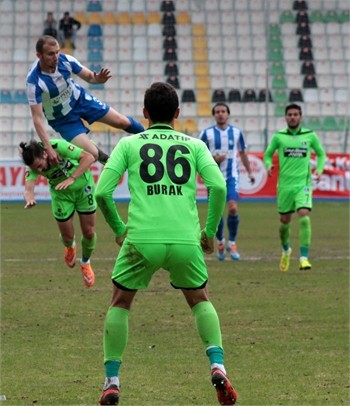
left=0, top=0, right=348, bottom=157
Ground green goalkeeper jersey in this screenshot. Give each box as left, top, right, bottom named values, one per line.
left=25, top=139, right=88, bottom=192
left=264, top=127, right=326, bottom=189
left=95, top=124, right=226, bottom=243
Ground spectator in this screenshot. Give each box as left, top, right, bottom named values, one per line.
left=301, top=61, right=315, bottom=75
left=58, top=11, right=81, bottom=49
left=303, top=74, right=317, bottom=88
left=43, top=12, right=58, bottom=38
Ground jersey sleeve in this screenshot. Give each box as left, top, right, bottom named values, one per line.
left=263, top=134, right=279, bottom=168
left=52, top=139, right=83, bottom=161
left=64, top=54, right=83, bottom=75
left=237, top=130, right=248, bottom=152
left=95, top=140, right=128, bottom=237
left=197, top=142, right=226, bottom=237
left=25, top=168, right=39, bottom=182
left=311, top=133, right=326, bottom=174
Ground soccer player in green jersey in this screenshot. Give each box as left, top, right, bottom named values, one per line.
left=95, top=82, right=238, bottom=405
left=264, top=103, right=326, bottom=271
left=20, top=139, right=97, bottom=287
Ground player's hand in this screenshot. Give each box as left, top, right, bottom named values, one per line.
left=267, top=167, right=273, bottom=177
left=115, top=232, right=126, bottom=247
left=214, top=153, right=226, bottom=164
left=47, top=147, right=60, bottom=165
left=94, top=68, right=112, bottom=83
left=24, top=200, right=36, bottom=209
left=200, top=230, right=214, bottom=254
left=55, top=177, right=75, bottom=190
left=314, top=172, right=322, bottom=183
left=248, top=174, right=255, bottom=184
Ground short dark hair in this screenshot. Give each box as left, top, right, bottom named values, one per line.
left=36, top=35, right=58, bottom=53
left=211, top=102, right=230, bottom=116
left=285, top=103, right=302, bottom=115
left=144, top=82, right=179, bottom=123
left=19, top=140, right=44, bottom=166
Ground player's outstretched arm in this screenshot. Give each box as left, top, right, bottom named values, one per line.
left=24, top=180, right=37, bottom=209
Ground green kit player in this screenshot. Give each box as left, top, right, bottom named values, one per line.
left=20, top=139, right=97, bottom=287
left=264, top=103, right=326, bottom=271
left=95, top=82, right=238, bottom=405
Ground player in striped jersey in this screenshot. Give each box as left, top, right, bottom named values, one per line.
left=26, top=36, right=144, bottom=166
left=200, top=103, right=255, bottom=261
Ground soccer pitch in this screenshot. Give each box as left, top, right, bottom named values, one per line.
left=1, top=201, right=349, bottom=405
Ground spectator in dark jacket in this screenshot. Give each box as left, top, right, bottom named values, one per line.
left=58, top=11, right=81, bottom=49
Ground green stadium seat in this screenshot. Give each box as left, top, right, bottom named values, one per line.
left=339, top=10, right=350, bottom=23
left=324, top=10, right=339, bottom=23
left=310, top=10, right=323, bottom=23
left=322, top=116, right=338, bottom=131
left=274, top=102, right=286, bottom=117
left=268, top=48, right=283, bottom=61
left=269, top=35, right=283, bottom=48
left=273, top=89, right=288, bottom=103
left=269, top=23, right=281, bottom=35
left=270, top=61, right=285, bottom=75
left=272, top=74, right=287, bottom=89
left=304, top=117, right=322, bottom=131
left=336, top=117, right=349, bottom=131
left=280, top=10, right=295, bottom=24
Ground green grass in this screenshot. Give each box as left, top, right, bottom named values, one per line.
left=1, top=201, right=349, bottom=405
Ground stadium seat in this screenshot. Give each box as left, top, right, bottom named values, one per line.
left=87, top=0, right=103, bottom=12
left=13, top=90, right=27, bottom=103
left=196, top=90, right=211, bottom=103
left=198, top=103, right=212, bottom=116
left=88, top=24, right=103, bottom=37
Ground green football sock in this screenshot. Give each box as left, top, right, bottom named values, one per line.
left=59, top=234, right=75, bottom=248
left=103, top=306, right=129, bottom=364
left=192, top=301, right=222, bottom=348
left=279, top=223, right=290, bottom=251
left=81, top=233, right=97, bottom=262
left=299, top=216, right=311, bottom=257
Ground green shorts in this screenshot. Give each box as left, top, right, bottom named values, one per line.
left=50, top=174, right=96, bottom=221
left=112, top=241, right=208, bottom=290
left=277, top=185, right=313, bottom=214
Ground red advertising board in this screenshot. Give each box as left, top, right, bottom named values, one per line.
left=0, top=153, right=349, bottom=201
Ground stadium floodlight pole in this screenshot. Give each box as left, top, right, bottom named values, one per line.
left=264, top=0, right=270, bottom=150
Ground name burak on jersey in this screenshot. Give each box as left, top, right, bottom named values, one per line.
left=147, top=184, right=183, bottom=196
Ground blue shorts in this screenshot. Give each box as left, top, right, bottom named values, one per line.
left=48, top=89, right=110, bottom=142
left=226, top=177, right=239, bottom=201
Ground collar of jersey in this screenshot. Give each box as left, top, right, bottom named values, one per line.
left=286, top=127, right=302, bottom=136
left=149, top=124, right=173, bottom=130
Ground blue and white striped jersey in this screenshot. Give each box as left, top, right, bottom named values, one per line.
left=200, top=125, right=247, bottom=180
left=26, top=53, right=84, bottom=121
